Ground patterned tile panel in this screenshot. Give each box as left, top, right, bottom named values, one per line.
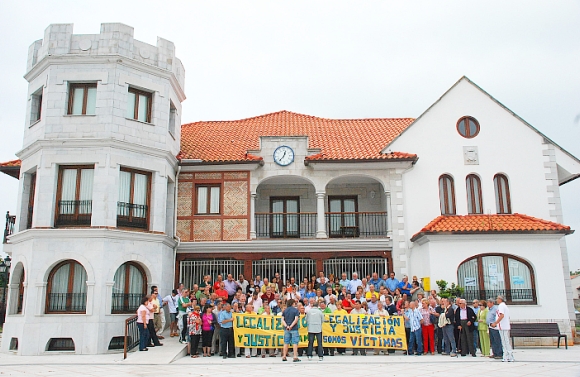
left=177, top=181, right=193, bottom=217
left=177, top=219, right=191, bottom=241
left=224, top=172, right=248, bottom=180
left=193, top=219, right=221, bottom=241
left=195, top=172, right=222, bottom=180
left=223, top=218, right=248, bottom=240
left=179, top=173, right=194, bottom=180
left=223, top=181, right=248, bottom=216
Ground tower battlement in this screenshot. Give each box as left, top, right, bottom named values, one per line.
left=27, top=23, right=184, bottom=90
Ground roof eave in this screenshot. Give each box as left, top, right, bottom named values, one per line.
left=304, top=157, right=418, bottom=166
left=0, top=166, right=20, bottom=179
left=410, top=229, right=574, bottom=243
left=179, top=159, right=265, bottom=167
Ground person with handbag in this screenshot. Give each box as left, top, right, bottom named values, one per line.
left=420, top=298, right=436, bottom=355
left=454, top=299, right=477, bottom=357
left=439, top=298, right=457, bottom=357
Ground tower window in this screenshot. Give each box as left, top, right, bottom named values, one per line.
left=68, top=83, right=97, bottom=115
left=30, top=88, right=43, bottom=124
left=126, top=87, right=152, bottom=123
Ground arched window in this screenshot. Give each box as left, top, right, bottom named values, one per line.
left=438, top=174, right=456, bottom=215
left=112, top=262, right=147, bottom=313
left=17, top=270, right=25, bottom=314
left=466, top=174, right=483, bottom=214
left=494, top=174, right=511, bottom=214
left=457, top=254, right=536, bottom=304
left=46, top=260, right=87, bottom=313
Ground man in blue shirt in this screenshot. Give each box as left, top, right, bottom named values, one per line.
left=404, top=301, right=423, bottom=356
left=385, top=272, right=399, bottom=296
left=486, top=299, right=502, bottom=359
left=368, top=272, right=383, bottom=291
left=218, top=303, right=235, bottom=359
left=398, top=276, right=411, bottom=296
left=339, top=273, right=350, bottom=288
left=281, top=299, right=301, bottom=362
left=348, top=272, right=362, bottom=295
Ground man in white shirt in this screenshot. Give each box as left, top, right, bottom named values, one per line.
left=163, top=289, right=179, bottom=337
left=348, top=272, right=362, bottom=295
left=490, top=295, right=514, bottom=362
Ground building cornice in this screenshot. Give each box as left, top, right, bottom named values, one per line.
left=412, top=232, right=569, bottom=245
left=24, top=55, right=186, bottom=102
left=177, top=238, right=392, bottom=254
left=305, top=160, right=414, bottom=171
left=8, top=228, right=178, bottom=248
left=16, top=138, right=178, bottom=168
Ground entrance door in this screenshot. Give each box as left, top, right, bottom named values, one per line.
left=328, top=196, right=358, bottom=237
left=270, top=197, right=299, bottom=238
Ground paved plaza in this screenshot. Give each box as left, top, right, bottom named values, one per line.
left=0, top=337, right=578, bottom=377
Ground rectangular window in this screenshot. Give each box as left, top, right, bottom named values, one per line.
left=68, top=83, right=97, bottom=115
left=117, top=168, right=151, bottom=229
left=169, top=102, right=177, bottom=136
left=196, top=185, right=221, bottom=214
left=30, top=88, right=43, bottom=124
left=270, top=196, right=300, bottom=238
left=328, top=196, right=358, bottom=237
left=126, top=87, right=152, bottom=123
left=55, top=166, right=94, bottom=227
left=27, top=173, right=37, bottom=229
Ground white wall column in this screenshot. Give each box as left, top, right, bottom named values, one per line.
left=385, top=191, right=393, bottom=238
left=250, top=193, right=257, bottom=239
left=316, top=192, right=327, bottom=238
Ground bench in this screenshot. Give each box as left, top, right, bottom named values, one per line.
left=509, top=322, right=567, bottom=349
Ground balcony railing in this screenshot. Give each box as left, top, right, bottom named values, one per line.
left=112, top=293, right=144, bottom=314
left=3, top=211, right=15, bottom=244
left=463, top=288, right=536, bottom=304
left=255, top=213, right=316, bottom=238
left=117, top=202, right=149, bottom=230
left=56, top=200, right=92, bottom=227
left=47, top=293, right=87, bottom=313
left=326, top=211, right=388, bottom=238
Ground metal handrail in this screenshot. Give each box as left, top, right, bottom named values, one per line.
left=124, top=314, right=139, bottom=359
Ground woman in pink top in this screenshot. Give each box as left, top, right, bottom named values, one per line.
left=137, top=295, right=151, bottom=351
left=420, top=299, right=436, bottom=354
left=201, top=306, right=215, bottom=357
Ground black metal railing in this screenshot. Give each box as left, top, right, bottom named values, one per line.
left=4, top=211, right=15, bottom=244
left=255, top=213, right=316, bottom=238
left=112, top=293, right=143, bottom=314
left=124, top=315, right=139, bottom=359
left=56, top=200, right=92, bottom=227
left=117, top=202, right=148, bottom=230
left=26, top=205, right=33, bottom=229
left=463, top=288, right=536, bottom=304
left=46, top=293, right=87, bottom=313
left=326, top=211, right=388, bottom=238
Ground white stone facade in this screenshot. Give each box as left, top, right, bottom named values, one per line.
left=2, top=23, right=184, bottom=355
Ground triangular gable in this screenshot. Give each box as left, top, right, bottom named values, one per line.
left=382, top=76, right=580, bottom=183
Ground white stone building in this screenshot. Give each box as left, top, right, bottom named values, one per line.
left=0, top=23, right=578, bottom=355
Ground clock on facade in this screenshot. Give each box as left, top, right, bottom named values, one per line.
left=273, top=145, right=295, bottom=166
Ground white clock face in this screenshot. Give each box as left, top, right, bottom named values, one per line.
left=273, top=146, right=295, bottom=166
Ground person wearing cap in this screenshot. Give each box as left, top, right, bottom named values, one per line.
left=490, top=295, right=514, bottom=362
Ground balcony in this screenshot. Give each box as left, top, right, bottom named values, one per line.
left=117, top=202, right=148, bottom=230
left=55, top=200, right=92, bottom=227
left=255, top=213, right=316, bottom=238
left=46, top=293, right=87, bottom=313
left=111, top=293, right=143, bottom=314
left=326, top=211, right=388, bottom=238
left=3, top=211, right=15, bottom=244
left=463, top=288, right=536, bottom=304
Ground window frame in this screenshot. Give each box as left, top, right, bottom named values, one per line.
left=30, top=88, right=43, bottom=125
left=168, top=102, right=177, bottom=137
left=117, top=167, right=152, bottom=230
left=456, top=116, right=480, bottom=139
left=457, top=253, right=537, bottom=305
left=17, top=270, right=25, bottom=314
left=127, top=87, right=153, bottom=123
left=67, top=83, right=97, bottom=115
left=195, top=184, right=222, bottom=215
left=438, top=174, right=456, bottom=215
left=269, top=196, right=301, bottom=238
left=54, top=165, right=94, bottom=227
left=466, top=174, right=483, bottom=214
left=494, top=174, right=512, bottom=214
left=327, top=195, right=360, bottom=238
left=27, top=172, right=36, bottom=229
left=111, top=262, right=147, bottom=314
left=46, top=260, right=87, bottom=314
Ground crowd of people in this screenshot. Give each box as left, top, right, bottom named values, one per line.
left=135, top=271, right=514, bottom=362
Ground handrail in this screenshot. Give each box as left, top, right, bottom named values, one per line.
left=124, top=314, right=138, bottom=359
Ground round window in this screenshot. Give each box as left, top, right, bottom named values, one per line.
left=456, top=116, right=480, bottom=138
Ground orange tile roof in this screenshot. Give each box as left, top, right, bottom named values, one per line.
left=0, top=159, right=21, bottom=179
left=180, top=110, right=416, bottom=163
left=411, top=214, right=573, bottom=242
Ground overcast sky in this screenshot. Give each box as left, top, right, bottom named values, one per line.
left=1, top=1, right=579, bottom=271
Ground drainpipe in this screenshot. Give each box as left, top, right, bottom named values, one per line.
left=172, top=166, right=181, bottom=288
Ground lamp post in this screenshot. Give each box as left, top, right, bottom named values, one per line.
left=0, top=255, right=11, bottom=325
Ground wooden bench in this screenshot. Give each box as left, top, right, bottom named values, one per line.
left=509, top=322, right=567, bottom=349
